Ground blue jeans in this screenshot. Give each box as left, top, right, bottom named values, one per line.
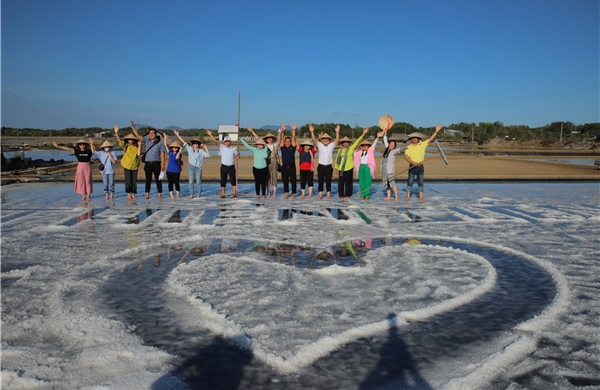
left=102, top=173, right=115, bottom=194
left=406, top=165, right=424, bottom=194
left=188, top=165, right=202, bottom=196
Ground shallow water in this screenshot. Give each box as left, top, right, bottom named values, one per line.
left=1, top=182, right=599, bottom=389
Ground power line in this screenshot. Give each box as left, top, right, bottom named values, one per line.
left=1, top=89, right=77, bottom=128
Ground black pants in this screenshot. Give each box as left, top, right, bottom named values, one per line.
left=144, top=161, right=162, bottom=194
left=124, top=168, right=138, bottom=194
left=167, top=172, right=180, bottom=192
left=281, top=165, right=297, bottom=194
left=253, top=167, right=268, bottom=195
left=317, top=164, right=333, bottom=192
left=300, top=170, right=314, bottom=189
left=220, top=164, right=236, bottom=187
left=338, top=168, right=354, bottom=198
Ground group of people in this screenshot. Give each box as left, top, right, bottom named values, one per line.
left=54, top=121, right=443, bottom=203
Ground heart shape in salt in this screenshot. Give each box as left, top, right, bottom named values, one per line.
left=166, top=244, right=496, bottom=373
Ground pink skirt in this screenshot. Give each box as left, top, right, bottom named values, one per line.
left=74, top=162, right=93, bottom=195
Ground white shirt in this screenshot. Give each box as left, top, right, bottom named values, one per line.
left=316, top=142, right=336, bottom=165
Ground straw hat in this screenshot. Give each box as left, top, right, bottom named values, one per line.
left=299, top=139, right=314, bottom=147
left=123, top=134, right=138, bottom=141
left=359, top=139, right=372, bottom=147
left=169, top=141, right=182, bottom=149
left=319, top=133, right=333, bottom=140
left=75, top=139, right=88, bottom=144
left=339, top=136, right=353, bottom=144
left=188, top=138, right=202, bottom=145
left=99, top=140, right=114, bottom=148
left=379, top=114, right=394, bottom=130
left=254, top=139, right=267, bottom=146
left=262, top=132, right=277, bottom=140
left=407, top=132, right=427, bottom=140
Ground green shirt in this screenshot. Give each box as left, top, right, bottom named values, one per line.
left=241, top=139, right=269, bottom=169
left=334, top=134, right=365, bottom=171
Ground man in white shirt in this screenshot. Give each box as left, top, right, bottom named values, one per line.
left=206, top=130, right=239, bottom=198
left=309, top=124, right=340, bottom=200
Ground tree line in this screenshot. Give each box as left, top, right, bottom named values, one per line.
left=1, top=121, right=599, bottom=145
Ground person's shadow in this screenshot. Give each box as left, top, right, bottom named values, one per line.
left=360, top=314, right=432, bottom=389
left=152, top=336, right=253, bottom=390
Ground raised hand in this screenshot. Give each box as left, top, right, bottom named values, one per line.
left=309, top=124, right=315, bottom=133
left=363, top=128, right=369, bottom=135
left=335, top=125, right=340, bottom=133
left=377, top=131, right=384, bottom=138
left=114, top=125, right=119, bottom=133
left=291, top=123, right=297, bottom=131
left=206, top=129, right=212, bottom=136
left=173, top=129, right=179, bottom=136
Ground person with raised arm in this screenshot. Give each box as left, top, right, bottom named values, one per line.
left=93, top=139, right=118, bottom=200
left=247, top=126, right=282, bottom=198
left=354, top=131, right=383, bottom=200
left=114, top=123, right=141, bottom=200
left=404, top=124, right=443, bottom=202
left=240, top=132, right=269, bottom=200
left=279, top=123, right=298, bottom=199
left=173, top=130, right=210, bottom=199
left=334, top=127, right=368, bottom=199
left=380, top=129, right=404, bottom=202
left=162, top=133, right=183, bottom=200
left=206, top=129, right=239, bottom=198
left=131, top=124, right=167, bottom=200
left=309, top=124, right=340, bottom=200
left=53, top=138, right=94, bottom=202
left=297, top=138, right=317, bottom=199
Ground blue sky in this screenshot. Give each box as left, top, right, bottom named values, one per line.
left=2, top=0, right=598, bottom=130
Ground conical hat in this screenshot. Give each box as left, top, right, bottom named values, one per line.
left=299, top=139, right=314, bottom=147
left=359, top=139, right=372, bottom=146
left=254, top=139, right=267, bottom=146
left=168, top=141, right=182, bottom=149
left=407, top=132, right=427, bottom=140
left=379, top=114, right=394, bottom=130
left=188, top=138, right=202, bottom=145
left=319, top=132, right=333, bottom=140
left=263, top=132, right=277, bottom=140
left=75, top=139, right=88, bottom=144
left=123, top=134, right=138, bottom=141
left=99, top=140, right=114, bottom=148
left=339, top=136, right=353, bottom=143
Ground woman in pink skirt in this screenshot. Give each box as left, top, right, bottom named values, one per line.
left=53, top=138, right=94, bottom=201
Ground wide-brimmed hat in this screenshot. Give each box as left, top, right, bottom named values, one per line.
left=189, top=138, right=202, bottom=145
left=299, top=139, right=314, bottom=147
left=379, top=114, right=394, bottom=130
left=169, top=141, right=182, bottom=149
left=75, top=139, right=89, bottom=144
left=262, top=132, right=277, bottom=140
left=99, top=141, right=114, bottom=148
left=407, top=132, right=427, bottom=140
left=123, top=134, right=138, bottom=141
left=319, top=133, right=333, bottom=140
left=359, top=139, right=372, bottom=147
left=254, top=139, right=267, bottom=146
left=339, top=136, right=353, bottom=144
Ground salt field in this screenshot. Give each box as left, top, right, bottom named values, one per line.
left=1, top=182, right=599, bottom=389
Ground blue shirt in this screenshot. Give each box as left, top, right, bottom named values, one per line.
left=95, top=150, right=117, bottom=174
left=166, top=150, right=181, bottom=173
left=183, top=143, right=210, bottom=168
left=219, top=144, right=238, bottom=166
left=142, top=137, right=167, bottom=162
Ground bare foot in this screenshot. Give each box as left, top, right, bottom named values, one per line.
left=404, top=197, right=410, bottom=202
left=301, top=193, right=305, bottom=199
left=284, top=193, right=289, bottom=199
left=131, top=194, right=137, bottom=200
left=327, top=194, right=332, bottom=200
left=105, top=193, right=109, bottom=200
left=383, top=196, right=392, bottom=201
left=419, top=197, right=425, bottom=203
left=256, top=195, right=260, bottom=200
left=158, top=193, right=163, bottom=200
left=110, top=194, right=114, bottom=200
left=127, top=194, right=132, bottom=200
left=395, top=198, right=399, bottom=203
left=190, top=195, right=194, bottom=199
left=318, top=193, right=323, bottom=200
left=170, top=194, right=175, bottom=200
left=145, top=194, right=150, bottom=200
left=292, top=194, right=296, bottom=199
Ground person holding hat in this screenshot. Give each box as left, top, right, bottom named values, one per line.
left=334, top=128, right=369, bottom=199
left=240, top=134, right=270, bottom=199
left=354, top=131, right=383, bottom=199
left=206, top=130, right=239, bottom=198
left=93, top=140, right=118, bottom=200
left=173, top=130, right=210, bottom=199
left=53, top=137, right=94, bottom=201
left=404, top=124, right=443, bottom=202
left=162, top=133, right=183, bottom=199
left=114, top=124, right=141, bottom=200
left=297, top=138, right=317, bottom=198
left=247, top=127, right=282, bottom=198
left=381, top=130, right=405, bottom=202
left=309, top=124, right=340, bottom=200
left=279, top=123, right=299, bottom=199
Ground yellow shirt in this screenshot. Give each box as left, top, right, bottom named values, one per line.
left=334, top=134, right=364, bottom=171
left=118, top=140, right=140, bottom=170
left=404, top=139, right=430, bottom=164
